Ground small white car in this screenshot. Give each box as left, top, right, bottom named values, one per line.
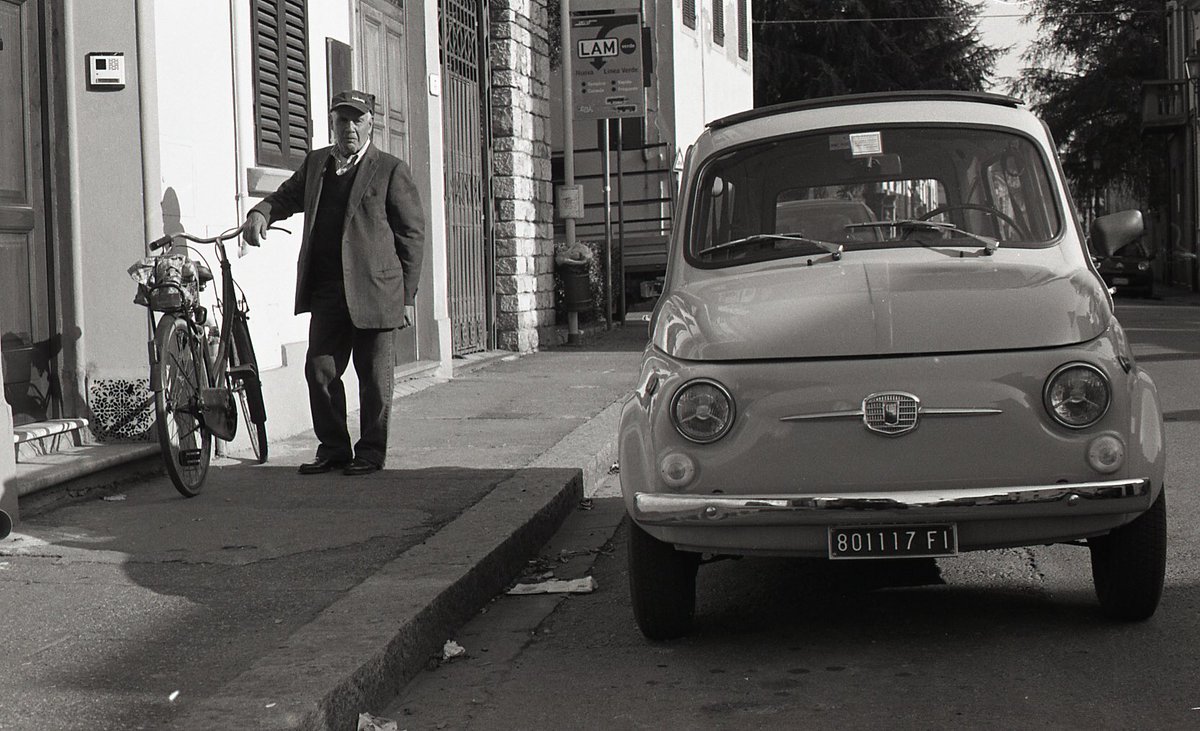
left=619, top=91, right=1167, bottom=640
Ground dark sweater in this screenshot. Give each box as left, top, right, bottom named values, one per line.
left=308, top=158, right=359, bottom=285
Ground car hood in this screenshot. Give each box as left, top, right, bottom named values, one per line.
left=653, top=257, right=1111, bottom=361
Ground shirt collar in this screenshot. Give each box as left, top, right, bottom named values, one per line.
left=331, top=140, right=370, bottom=174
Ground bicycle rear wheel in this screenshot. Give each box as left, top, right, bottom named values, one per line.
left=154, top=314, right=212, bottom=496
left=229, top=315, right=268, bottom=463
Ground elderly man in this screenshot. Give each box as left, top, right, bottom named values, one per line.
left=242, top=90, right=425, bottom=476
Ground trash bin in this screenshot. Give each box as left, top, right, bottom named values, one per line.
left=556, top=243, right=594, bottom=314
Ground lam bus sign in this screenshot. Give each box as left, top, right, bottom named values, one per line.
left=569, top=4, right=644, bottom=120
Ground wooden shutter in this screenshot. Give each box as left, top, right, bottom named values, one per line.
left=712, top=0, right=724, bottom=46
left=737, top=0, right=748, bottom=59
left=252, top=0, right=311, bottom=170
left=682, top=0, right=696, bottom=29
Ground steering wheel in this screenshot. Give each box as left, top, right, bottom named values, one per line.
left=918, top=203, right=1028, bottom=240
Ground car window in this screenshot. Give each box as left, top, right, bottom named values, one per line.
left=689, top=126, right=1063, bottom=266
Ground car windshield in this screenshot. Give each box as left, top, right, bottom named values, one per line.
left=689, top=126, right=1063, bottom=266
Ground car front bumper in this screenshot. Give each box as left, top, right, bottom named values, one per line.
left=632, top=478, right=1156, bottom=556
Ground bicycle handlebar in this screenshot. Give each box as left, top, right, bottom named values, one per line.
left=148, top=224, right=291, bottom=253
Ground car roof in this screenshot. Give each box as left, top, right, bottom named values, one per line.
left=707, top=90, right=1025, bottom=131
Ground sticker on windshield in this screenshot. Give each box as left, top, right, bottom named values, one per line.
left=849, top=132, right=883, bottom=157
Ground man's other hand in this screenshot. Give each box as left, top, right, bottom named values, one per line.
left=242, top=211, right=268, bottom=247
left=401, top=304, right=416, bottom=329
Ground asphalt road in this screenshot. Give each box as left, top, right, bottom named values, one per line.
left=385, top=295, right=1200, bottom=731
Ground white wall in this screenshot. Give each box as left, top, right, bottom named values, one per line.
left=146, top=2, right=358, bottom=451
left=151, top=1, right=356, bottom=375
left=671, top=0, right=753, bottom=150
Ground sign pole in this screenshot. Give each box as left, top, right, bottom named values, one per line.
left=616, top=119, right=626, bottom=323
left=568, top=2, right=644, bottom=332
left=601, top=120, right=613, bottom=330
left=560, top=0, right=582, bottom=345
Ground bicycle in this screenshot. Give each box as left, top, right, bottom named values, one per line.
left=131, top=224, right=279, bottom=497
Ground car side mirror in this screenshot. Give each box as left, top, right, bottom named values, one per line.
left=1090, top=210, right=1144, bottom=258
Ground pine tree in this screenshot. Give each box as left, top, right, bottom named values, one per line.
left=753, top=0, right=1003, bottom=106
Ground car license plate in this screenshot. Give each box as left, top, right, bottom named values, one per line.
left=828, top=524, right=958, bottom=559
left=1113, top=277, right=1130, bottom=285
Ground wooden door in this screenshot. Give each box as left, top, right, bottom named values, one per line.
left=0, top=0, right=54, bottom=425
left=359, top=0, right=417, bottom=365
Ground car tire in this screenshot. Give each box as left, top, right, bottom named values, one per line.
left=1088, top=489, right=1167, bottom=621
left=628, top=520, right=700, bottom=641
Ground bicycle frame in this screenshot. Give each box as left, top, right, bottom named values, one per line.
left=145, top=227, right=256, bottom=441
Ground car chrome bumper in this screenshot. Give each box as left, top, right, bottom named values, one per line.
left=633, top=478, right=1153, bottom=525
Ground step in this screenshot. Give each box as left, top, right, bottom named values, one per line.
left=12, top=417, right=90, bottom=444
left=11, top=442, right=160, bottom=499
left=13, top=418, right=92, bottom=463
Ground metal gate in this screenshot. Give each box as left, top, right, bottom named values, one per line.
left=440, top=0, right=492, bottom=355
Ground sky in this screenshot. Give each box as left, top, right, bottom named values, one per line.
left=976, top=0, right=1038, bottom=92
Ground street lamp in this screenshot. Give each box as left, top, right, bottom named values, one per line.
left=1187, top=49, right=1200, bottom=82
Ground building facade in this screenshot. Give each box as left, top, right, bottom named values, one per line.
left=1144, top=0, right=1200, bottom=291
left=0, top=0, right=751, bottom=516
left=0, top=0, right=554, bottom=506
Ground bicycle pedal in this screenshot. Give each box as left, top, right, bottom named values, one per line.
left=179, top=449, right=203, bottom=467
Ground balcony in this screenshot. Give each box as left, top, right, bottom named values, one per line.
left=1141, top=80, right=1189, bottom=132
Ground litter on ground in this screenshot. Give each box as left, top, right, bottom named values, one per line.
left=357, top=711, right=399, bottom=731
left=506, top=576, right=597, bottom=595
left=442, top=639, right=466, bottom=661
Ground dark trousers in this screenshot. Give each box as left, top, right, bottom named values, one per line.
left=305, top=280, right=395, bottom=466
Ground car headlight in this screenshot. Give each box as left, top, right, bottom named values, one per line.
left=671, top=378, right=735, bottom=443
left=1043, top=363, right=1110, bottom=429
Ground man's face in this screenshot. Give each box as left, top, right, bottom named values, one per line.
left=331, top=107, right=372, bottom=155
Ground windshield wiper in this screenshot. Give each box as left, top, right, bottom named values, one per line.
left=847, top=220, right=999, bottom=256
left=697, top=232, right=843, bottom=260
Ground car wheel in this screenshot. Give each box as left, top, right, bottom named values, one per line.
left=1088, top=489, right=1167, bottom=621
left=628, top=520, right=700, bottom=640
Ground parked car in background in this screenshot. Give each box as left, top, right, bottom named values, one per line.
left=1093, top=221, right=1156, bottom=297
left=619, top=91, right=1167, bottom=641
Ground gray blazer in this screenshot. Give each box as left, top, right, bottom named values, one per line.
left=251, top=144, right=425, bottom=329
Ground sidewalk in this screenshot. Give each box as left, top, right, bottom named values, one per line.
left=0, top=322, right=646, bottom=731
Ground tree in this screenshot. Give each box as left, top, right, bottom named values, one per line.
left=1012, top=2, right=1166, bottom=205
left=753, top=0, right=1003, bottom=106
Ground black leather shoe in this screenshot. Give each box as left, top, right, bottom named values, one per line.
left=298, top=457, right=349, bottom=475
left=343, top=458, right=381, bottom=476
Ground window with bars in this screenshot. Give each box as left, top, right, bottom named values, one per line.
left=683, top=0, right=696, bottom=29
left=737, top=0, right=748, bottom=59
left=251, top=0, right=312, bottom=170
left=713, top=0, right=725, bottom=46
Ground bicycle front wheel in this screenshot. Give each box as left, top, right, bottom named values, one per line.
left=154, top=314, right=212, bottom=496
left=230, top=316, right=268, bottom=463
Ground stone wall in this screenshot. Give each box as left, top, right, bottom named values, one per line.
left=490, top=0, right=556, bottom=352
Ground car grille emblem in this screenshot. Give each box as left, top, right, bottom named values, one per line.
left=863, top=392, right=920, bottom=436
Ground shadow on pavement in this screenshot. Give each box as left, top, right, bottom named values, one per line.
left=3, top=465, right=541, bottom=731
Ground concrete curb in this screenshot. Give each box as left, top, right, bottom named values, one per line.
left=169, top=467, right=583, bottom=731
left=529, top=396, right=625, bottom=497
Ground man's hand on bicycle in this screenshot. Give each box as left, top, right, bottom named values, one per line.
left=242, top=211, right=269, bottom=247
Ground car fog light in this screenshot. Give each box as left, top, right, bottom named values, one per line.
left=1087, top=434, right=1125, bottom=474
left=1137, top=261, right=1150, bottom=272
left=660, top=452, right=697, bottom=488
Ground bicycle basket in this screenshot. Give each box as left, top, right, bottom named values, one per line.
left=129, top=254, right=200, bottom=312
